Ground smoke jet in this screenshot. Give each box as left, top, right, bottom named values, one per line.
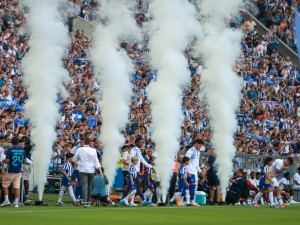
left=199, top=0, right=243, bottom=200
left=91, top=0, right=140, bottom=190
left=148, top=0, right=202, bottom=201
left=23, top=0, right=69, bottom=200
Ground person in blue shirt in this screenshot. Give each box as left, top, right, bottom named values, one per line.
left=91, top=168, right=116, bottom=206
left=225, top=168, right=246, bottom=205
left=13, top=112, right=25, bottom=128
left=120, top=157, right=139, bottom=206
left=252, top=157, right=276, bottom=207
left=170, top=156, right=190, bottom=206
left=57, top=153, right=80, bottom=205
left=1, top=137, right=32, bottom=207
left=143, top=167, right=156, bottom=206
left=71, top=136, right=84, bottom=199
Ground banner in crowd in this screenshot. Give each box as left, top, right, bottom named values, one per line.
left=259, top=100, right=279, bottom=106
left=0, top=100, right=16, bottom=107
left=72, top=57, right=90, bottom=63
left=245, top=131, right=271, bottom=143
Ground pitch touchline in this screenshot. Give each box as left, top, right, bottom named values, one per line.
left=0, top=206, right=195, bottom=214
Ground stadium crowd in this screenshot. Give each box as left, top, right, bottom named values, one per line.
left=251, top=0, right=298, bottom=51
left=0, top=0, right=300, bottom=207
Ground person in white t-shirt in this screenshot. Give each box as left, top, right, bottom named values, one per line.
left=121, top=144, right=132, bottom=190
left=256, top=41, right=266, bottom=58
left=185, top=139, right=205, bottom=206
left=73, top=137, right=103, bottom=207
left=270, top=157, right=294, bottom=208
left=248, top=171, right=257, bottom=188
left=128, top=137, right=153, bottom=206
left=278, top=172, right=297, bottom=204
left=254, top=172, right=261, bottom=188
left=293, top=167, right=300, bottom=191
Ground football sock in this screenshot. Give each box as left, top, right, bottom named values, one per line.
left=185, top=190, right=190, bottom=205
left=253, top=192, right=263, bottom=203
left=144, top=189, right=151, bottom=199
left=268, top=192, right=274, bottom=205
left=148, top=192, right=153, bottom=203
left=156, top=188, right=162, bottom=203
left=277, top=196, right=283, bottom=205
left=68, top=186, right=76, bottom=201
left=58, top=186, right=67, bottom=202
left=128, top=190, right=137, bottom=204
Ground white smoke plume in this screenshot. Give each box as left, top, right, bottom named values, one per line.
left=91, top=0, right=140, bottom=190
left=148, top=0, right=202, bottom=201
left=199, top=0, right=243, bottom=200
left=23, top=0, right=69, bottom=200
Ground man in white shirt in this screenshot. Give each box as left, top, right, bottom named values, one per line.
left=278, top=172, right=297, bottom=204
left=248, top=171, right=257, bottom=188
left=121, top=144, right=132, bottom=189
left=185, top=139, right=205, bottom=206
left=270, top=157, right=294, bottom=208
left=293, top=167, right=300, bottom=191
left=128, top=137, right=153, bottom=205
left=254, top=172, right=261, bottom=187
left=73, top=137, right=103, bottom=207
left=256, top=41, right=266, bottom=58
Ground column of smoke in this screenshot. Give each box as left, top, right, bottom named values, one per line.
left=148, top=0, right=202, bottom=201
left=23, top=0, right=69, bottom=200
left=199, top=0, right=243, bottom=200
left=91, top=0, right=140, bottom=190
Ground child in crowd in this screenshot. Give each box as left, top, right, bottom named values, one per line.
left=57, top=153, right=80, bottom=205
left=170, top=156, right=190, bottom=206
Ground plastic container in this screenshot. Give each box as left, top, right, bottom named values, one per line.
left=195, top=191, right=207, bottom=205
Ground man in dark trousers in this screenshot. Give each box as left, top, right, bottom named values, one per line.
left=226, top=168, right=246, bottom=205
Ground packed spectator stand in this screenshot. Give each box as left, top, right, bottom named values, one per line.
left=0, top=0, right=299, bottom=206
left=251, top=0, right=298, bottom=51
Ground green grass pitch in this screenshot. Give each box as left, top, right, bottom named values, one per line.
left=0, top=194, right=299, bottom=225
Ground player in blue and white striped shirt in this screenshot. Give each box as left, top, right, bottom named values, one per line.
left=170, top=156, right=190, bottom=206
left=120, top=157, right=139, bottom=206
left=57, top=153, right=80, bottom=205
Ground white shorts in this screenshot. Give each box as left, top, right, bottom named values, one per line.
left=293, top=185, right=300, bottom=191
left=22, top=164, right=32, bottom=181
left=271, top=177, right=279, bottom=187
